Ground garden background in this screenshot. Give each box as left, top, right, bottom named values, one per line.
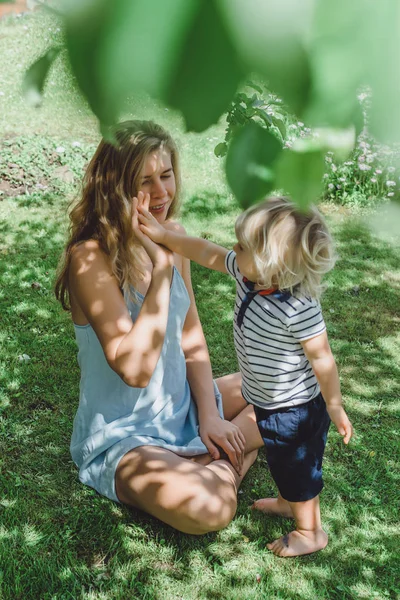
left=0, top=7, right=399, bottom=600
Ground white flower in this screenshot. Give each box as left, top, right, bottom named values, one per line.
left=0, top=92, right=4, bottom=96
left=359, top=155, right=365, bottom=162
left=344, top=161, right=354, bottom=166
left=328, top=183, right=334, bottom=190
left=387, top=192, right=395, bottom=197
left=386, top=180, right=396, bottom=187
left=359, top=163, right=371, bottom=171
left=72, top=141, right=81, bottom=147
left=366, top=155, right=374, bottom=163
left=388, top=166, right=395, bottom=173
left=331, top=164, right=337, bottom=172
left=339, top=177, right=347, bottom=183
left=375, top=169, right=382, bottom=174
left=297, top=121, right=304, bottom=127
left=370, top=178, right=377, bottom=183
left=56, top=146, right=65, bottom=153
left=323, top=173, right=329, bottom=179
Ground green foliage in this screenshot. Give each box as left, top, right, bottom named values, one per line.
left=275, top=144, right=326, bottom=210
left=22, top=46, right=61, bottom=108
left=226, top=123, right=281, bottom=207
left=321, top=94, right=400, bottom=208
left=215, top=85, right=287, bottom=156
left=25, top=0, right=400, bottom=211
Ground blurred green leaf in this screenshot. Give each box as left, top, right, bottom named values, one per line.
left=220, top=0, right=313, bottom=115
left=64, top=0, right=116, bottom=124
left=367, top=2, right=400, bottom=143
left=226, top=122, right=281, bottom=208
left=166, top=0, right=244, bottom=131
left=22, top=47, right=61, bottom=108
left=270, top=115, right=286, bottom=141
left=214, top=142, right=228, bottom=158
left=275, top=143, right=325, bottom=209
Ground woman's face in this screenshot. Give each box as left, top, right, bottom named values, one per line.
left=138, top=148, right=176, bottom=223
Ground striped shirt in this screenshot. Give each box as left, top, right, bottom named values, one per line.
left=226, top=250, right=326, bottom=410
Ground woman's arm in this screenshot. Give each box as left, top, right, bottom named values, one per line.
left=166, top=221, right=245, bottom=473
left=69, top=194, right=174, bottom=388
left=138, top=202, right=228, bottom=274
left=301, top=331, right=353, bottom=444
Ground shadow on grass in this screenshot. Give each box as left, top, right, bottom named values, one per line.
left=0, top=199, right=399, bottom=599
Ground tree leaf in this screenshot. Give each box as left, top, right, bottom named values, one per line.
left=306, top=0, right=372, bottom=130
left=220, top=0, right=314, bottom=115
left=275, top=144, right=326, bottom=210
left=270, top=115, right=286, bottom=141
left=214, top=142, right=228, bottom=158
left=166, top=0, right=244, bottom=131
left=23, top=47, right=61, bottom=107
left=226, top=122, right=282, bottom=208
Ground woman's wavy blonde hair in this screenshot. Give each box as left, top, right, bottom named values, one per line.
left=235, top=196, right=336, bottom=298
left=55, top=120, right=181, bottom=310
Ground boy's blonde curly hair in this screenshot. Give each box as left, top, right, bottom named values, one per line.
left=235, top=196, right=336, bottom=298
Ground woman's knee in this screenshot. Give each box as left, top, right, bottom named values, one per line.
left=184, top=488, right=238, bottom=534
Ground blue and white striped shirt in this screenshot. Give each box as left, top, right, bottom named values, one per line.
left=226, top=250, right=326, bottom=409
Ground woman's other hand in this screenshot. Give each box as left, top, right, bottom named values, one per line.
left=132, top=192, right=173, bottom=269
left=199, top=415, right=246, bottom=475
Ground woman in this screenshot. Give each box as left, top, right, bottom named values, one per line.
left=55, top=120, right=262, bottom=534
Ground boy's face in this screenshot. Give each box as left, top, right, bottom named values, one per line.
left=233, top=240, right=259, bottom=283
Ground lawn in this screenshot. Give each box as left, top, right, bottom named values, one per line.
left=0, top=10, right=399, bottom=600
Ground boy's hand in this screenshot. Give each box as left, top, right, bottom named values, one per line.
left=132, top=192, right=173, bottom=269
left=137, top=199, right=167, bottom=245
left=326, top=404, right=353, bottom=444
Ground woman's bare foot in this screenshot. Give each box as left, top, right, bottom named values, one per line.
left=251, top=496, right=294, bottom=518
left=267, top=528, right=328, bottom=557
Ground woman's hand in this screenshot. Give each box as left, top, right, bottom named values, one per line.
left=199, top=415, right=246, bottom=475
left=132, top=192, right=173, bottom=269
left=137, top=199, right=167, bottom=245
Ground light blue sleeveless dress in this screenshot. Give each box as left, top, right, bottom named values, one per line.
left=70, top=267, right=223, bottom=503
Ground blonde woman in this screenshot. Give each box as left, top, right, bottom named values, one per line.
left=137, top=195, right=353, bottom=557
left=55, top=120, right=260, bottom=535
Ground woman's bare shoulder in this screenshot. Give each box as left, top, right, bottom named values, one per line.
left=70, top=240, right=111, bottom=275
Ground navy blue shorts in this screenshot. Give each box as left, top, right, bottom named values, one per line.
left=254, top=393, right=331, bottom=502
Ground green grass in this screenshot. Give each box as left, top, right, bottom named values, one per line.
left=0, top=10, right=400, bottom=600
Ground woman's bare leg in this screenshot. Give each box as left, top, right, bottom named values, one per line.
left=115, top=372, right=263, bottom=534
left=115, top=445, right=257, bottom=534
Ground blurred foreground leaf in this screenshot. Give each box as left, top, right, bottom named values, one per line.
left=63, top=0, right=242, bottom=132
left=226, top=123, right=281, bottom=208
left=220, top=0, right=313, bottom=116
left=166, top=0, right=244, bottom=131
left=275, top=142, right=326, bottom=209
left=22, top=47, right=61, bottom=107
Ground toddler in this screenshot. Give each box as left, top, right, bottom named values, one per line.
left=137, top=195, right=353, bottom=557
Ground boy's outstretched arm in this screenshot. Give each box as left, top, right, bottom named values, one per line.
left=301, top=331, right=353, bottom=444
left=137, top=202, right=228, bottom=274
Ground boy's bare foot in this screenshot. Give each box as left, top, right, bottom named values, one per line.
left=251, top=497, right=293, bottom=518
left=267, top=528, right=328, bottom=557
